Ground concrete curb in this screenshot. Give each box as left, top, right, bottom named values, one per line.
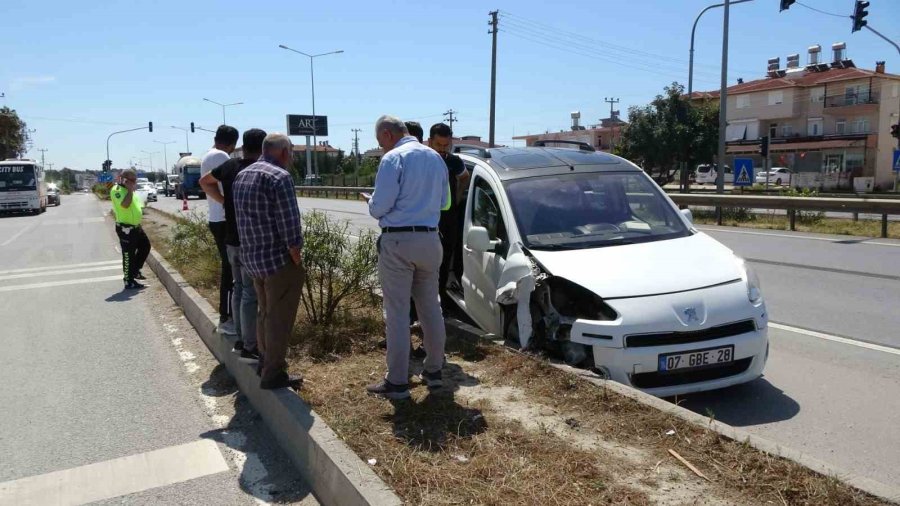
left=147, top=251, right=402, bottom=506
left=444, top=318, right=900, bottom=505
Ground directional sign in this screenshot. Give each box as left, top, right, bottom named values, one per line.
left=98, top=172, right=113, bottom=183
left=892, top=149, right=900, bottom=172
left=286, top=114, right=328, bottom=137
left=733, top=158, right=754, bottom=187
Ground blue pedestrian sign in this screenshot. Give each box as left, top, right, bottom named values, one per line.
left=733, top=158, right=754, bottom=187
left=892, top=149, right=900, bottom=172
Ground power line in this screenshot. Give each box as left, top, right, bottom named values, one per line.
left=795, top=2, right=848, bottom=19
left=500, top=10, right=759, bottom=76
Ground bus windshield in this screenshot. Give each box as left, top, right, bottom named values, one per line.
left=0, top=165, right=37, bottom=191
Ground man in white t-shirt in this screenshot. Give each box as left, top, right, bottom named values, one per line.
left=201, top=125, right=240, bottom=334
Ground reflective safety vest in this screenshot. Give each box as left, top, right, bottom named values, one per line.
left=110, top=184, right=143, bottom=225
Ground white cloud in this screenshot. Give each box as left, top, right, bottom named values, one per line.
left=10, top=76, right=56, bottom=91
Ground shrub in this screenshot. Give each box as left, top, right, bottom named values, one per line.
left=299, top=210, right=379, bottom=326
left=167, top=211, right=220, bottom=288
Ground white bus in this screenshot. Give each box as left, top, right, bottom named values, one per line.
left=0, top=159, right=47, bottom=215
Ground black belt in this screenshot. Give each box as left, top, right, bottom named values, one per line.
left=116, top=223, right=141, bottom=229
left=381, top=226, right=436, bottom=233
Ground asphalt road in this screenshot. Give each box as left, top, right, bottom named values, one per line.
left=0, top=193, right=318, bottom=505
left=153, top=194, right=900, bottom=488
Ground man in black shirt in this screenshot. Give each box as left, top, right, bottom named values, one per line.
left=200, top=128, right=267, bottom=362
left=428, top=123, right=468, bottom=304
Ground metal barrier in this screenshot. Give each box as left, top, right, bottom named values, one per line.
left=668, top=194, right=900, bottom=238
left=295, top=186, right=900, bottom=238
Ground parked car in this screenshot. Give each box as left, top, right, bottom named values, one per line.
left=755, top=167, right=793, bottom=186
left=447, top=146, right=769, bottom=397
left=155, top=181, right=165, bottom=192
left=46, top=185, right=61, bottom=206
left=136, top=182, right=157, bottom=202
left=694, top=164, right=732, bottom=185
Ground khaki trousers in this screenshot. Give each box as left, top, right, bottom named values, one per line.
left=253, top=260, right=305, bottom=384
left=378, top=232, right=446, bottom=385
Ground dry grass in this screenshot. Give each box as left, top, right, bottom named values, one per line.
left=143, top=208, right=892, bottom=506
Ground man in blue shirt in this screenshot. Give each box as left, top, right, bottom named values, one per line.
left=366, top=115, right=449, bottom=399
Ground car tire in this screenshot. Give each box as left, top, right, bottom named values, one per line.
left=775, top=178, right=782, bottom=186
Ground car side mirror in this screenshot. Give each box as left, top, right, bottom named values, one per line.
left=680, top=208, right=694, bottom=225
left=467, top=226, right=499, bottom=252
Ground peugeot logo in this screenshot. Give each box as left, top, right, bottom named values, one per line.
left=683, top=307, right=699, bottom=323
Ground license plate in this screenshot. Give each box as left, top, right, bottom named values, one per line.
left=658, top=345, right=734, bottom=372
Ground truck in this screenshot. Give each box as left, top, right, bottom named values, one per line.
left=172, top=156, right=205, bottom=200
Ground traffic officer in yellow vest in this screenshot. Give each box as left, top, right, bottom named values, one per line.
left=111, top=169, right=152, bottom=290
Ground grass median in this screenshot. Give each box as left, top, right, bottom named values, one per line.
left=142, top=207, right=892, bottom=506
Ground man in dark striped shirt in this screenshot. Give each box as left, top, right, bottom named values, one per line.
left=233, top=132, right=305, bottom=390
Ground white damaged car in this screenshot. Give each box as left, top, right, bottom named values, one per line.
left=446, top=145, right=768, bottom=397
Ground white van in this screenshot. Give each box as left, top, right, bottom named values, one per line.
left=694, top=164, right=732, bottom=185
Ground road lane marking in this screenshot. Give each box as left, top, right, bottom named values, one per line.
left=0, top=260, right=120, bottom=276
left=770, top=322, right=900, bottom=356
left=40, top=217, right=107, bottom=226
left=0, top=275, right=122, bottom=293
left=698, top=227, right=900, bottom=247
left=0, top=264, right=121, bottom=282
left=747, top=258, right=900, bottom=282
left=0, top=222, right=37, bottom=247
left=0, top=439, right=229, bottom=506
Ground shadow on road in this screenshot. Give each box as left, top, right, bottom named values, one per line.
left=104, top=288, right=142, bottom=302
left=198, top=364, right=316, bottom=504
left=673, top=376, right=800, bottom=427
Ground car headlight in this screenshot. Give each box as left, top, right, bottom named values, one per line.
left=735, top=257, right=763, bottom=305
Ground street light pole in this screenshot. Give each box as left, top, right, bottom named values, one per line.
left=202, top=98, right=243, bottom=125
left=170, top=126, right=190, bottom=153
left=106, top=124, right=153, bottom=171
left=154, top=140, right=175, bottom=174
left=278, top=45, right=344, bottom=179
left=716, top=0, right=730, bottom=195
left=140, top=150, right=159, bottom=173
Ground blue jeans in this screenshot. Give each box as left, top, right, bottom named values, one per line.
left=226, top=245, right=258, bottom=351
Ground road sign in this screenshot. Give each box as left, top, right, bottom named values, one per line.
left=892, top=149, right=900, bottom=172
left=98, top=172, right=113, bottom=183
left=286, top=114, right=328, bottom=137
left=733, top=158, right=754, bottom=187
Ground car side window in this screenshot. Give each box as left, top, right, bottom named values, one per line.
left=471, top=176, right=507, bottom=243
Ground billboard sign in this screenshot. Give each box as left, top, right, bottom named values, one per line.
left=286, top=114, right=328, bottom=137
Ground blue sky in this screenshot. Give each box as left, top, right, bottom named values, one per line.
left=2, top=0, right=898, bottom=172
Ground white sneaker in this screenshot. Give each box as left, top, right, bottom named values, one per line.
left=217, top=320, right=237, bottom=335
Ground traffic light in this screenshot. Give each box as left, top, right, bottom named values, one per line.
left=190, top=122, right=195, bottom=133
left=891, top=123, right=899, bottom=139
left=852, top=0, right=869, bottom=32
left=779, top=0, right=795, bottom=11
left=760, top=136, right=770, bottom=158
left=148, top=121, right=153, bottom=133
left=103, top=160, right=112, bottom=171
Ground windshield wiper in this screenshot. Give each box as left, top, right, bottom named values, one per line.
left=528, top=243, right=582, bottom=250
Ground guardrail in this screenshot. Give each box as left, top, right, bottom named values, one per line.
left=295, top=186, right=900, bottom=238
left=668, top=194, right=900, bottom=237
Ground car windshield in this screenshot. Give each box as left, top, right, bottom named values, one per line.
left=0, top=165, right=37, bottom=191
left=504, top=171, right=691, bottom=250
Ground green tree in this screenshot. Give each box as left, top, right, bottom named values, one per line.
left=358, top=157, right=379, bottom=177
left=617, top=82, right=718, bottom=184
left=0, top=107, right=29, bottom=159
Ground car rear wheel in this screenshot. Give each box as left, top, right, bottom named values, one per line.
left=775, top=178, right=782, bottom=186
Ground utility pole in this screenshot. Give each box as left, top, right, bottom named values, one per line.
left=716, top=0, right=730, bottom=196
left=603, top=97, right=620, bottom=149
left=443, top=109, right=457, bottom=132
left=488, top=10, right=499, bottom=148
left=351, top=128, right=362, bottom=172
left=38, top=148, right=48, bottom=169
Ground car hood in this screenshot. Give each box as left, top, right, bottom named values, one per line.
left=527, top=233, right=742, bottom=299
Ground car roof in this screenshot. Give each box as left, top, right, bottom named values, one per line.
left=459, top=147, right=640, bottom=181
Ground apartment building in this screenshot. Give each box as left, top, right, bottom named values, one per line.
left=693, top=43, right=900, bottom=190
